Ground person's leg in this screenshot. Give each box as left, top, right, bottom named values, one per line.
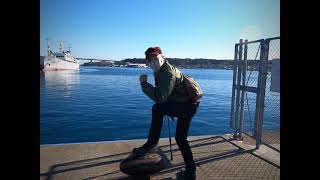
left=175, top=102, right=199, bottom=179
left=175, top=115, right=196, bottom=172
left=142, top=103, right=166, bottom=150
left=144, top=102, right=198, bottom=148
left=133, top=101, right=199, bottom=159
left=134, top=102, right=187, bottom=155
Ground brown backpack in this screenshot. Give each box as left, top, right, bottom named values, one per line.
left=183, top=75, right=203, bottom=103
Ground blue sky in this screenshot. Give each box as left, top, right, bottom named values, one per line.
left=40, top=0, right=279, bottom=60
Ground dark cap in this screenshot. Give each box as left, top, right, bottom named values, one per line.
left=145, top=47, right=162, bottom=59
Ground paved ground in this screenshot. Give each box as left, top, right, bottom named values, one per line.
left=40, top=134, right=280, bottom=180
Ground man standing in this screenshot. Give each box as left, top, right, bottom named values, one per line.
left=133, top=47, right=200, bottom=179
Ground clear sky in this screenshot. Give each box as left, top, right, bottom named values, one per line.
left=40, top=0, right=279, bottom=60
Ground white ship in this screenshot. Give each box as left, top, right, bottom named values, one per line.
left=42, top=40, right=80, bottom=71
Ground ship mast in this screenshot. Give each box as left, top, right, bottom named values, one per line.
left=46, top=38, right=50, bottom=55
left=59, top=41, right=64, bottom=53
left=67, top=44, right=71, bottom=53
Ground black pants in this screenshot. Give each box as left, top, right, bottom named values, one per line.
left=142, top=101, right=200, bottom=172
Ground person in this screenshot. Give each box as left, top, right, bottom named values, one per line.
left=132, top=47, right=200, bottom=179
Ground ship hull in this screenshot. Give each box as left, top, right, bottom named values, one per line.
left=43, top=56, right=79, bottom=71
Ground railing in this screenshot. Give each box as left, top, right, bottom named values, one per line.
left=230, top=37, right=280, bottom=152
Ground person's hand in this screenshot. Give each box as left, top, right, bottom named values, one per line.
left=140, top=74, right=148, bottom=83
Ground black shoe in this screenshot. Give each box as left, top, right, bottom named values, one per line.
left=132, top=147, right=148, bottom=157
left=177, top=168, right=196, bottom=180
left=132, top=145, right=156, bottom=157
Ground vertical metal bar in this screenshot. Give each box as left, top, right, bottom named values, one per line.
left=239, top=39, right=248, bottom=138
left=256, top=40, right=270, bottom=148
left=254, top=39, right=270, bottom=149
left=254, top=40, right=264, bottom=147
left=230, top=44, right=239, bottom=130
left=167, top=116, right=173, bottom=160
left=234, top=39, right=243, bottom=138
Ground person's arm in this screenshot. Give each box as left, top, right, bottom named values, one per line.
left=141, top=71, right=175, bottom=103
left=140, top=81, right=157, bottom=102
left=139, top=74, right=156, bottom=102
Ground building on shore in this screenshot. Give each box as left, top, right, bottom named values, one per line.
left=125, top=62, right=147, bottom=68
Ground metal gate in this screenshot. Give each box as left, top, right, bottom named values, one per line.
left=230, top=37, right=280, bottom=151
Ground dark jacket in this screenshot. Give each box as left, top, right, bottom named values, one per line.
left=141, top=61, right=190, bottom=103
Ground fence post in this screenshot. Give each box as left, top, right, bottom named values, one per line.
left=234, top=39, right=243, bottom=139
left=230, top=44, right=239, bottom=130
left=239, top=39, right=248, bottom=138
left=254, top=39, right=270, bottom=148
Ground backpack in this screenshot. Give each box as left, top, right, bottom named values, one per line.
left=183, top=75, right=203, bottom=103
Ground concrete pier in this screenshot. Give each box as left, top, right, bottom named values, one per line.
left=40, top=134, right=280, bottom=179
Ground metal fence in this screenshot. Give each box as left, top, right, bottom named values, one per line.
left=230, top=37, right=280, bottom=152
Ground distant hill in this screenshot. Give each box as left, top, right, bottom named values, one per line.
left=80, top=57, right=274, bottom=70
left=114, top=58, right=263, bottom=69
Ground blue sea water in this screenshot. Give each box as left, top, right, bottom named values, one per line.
left=40, top=66, right=278, bottom=145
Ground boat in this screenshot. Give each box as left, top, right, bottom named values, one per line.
left=42, top=40, right=80, bottom=71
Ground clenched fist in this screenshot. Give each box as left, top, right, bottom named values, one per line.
left=140, top=74, right=148, bottom=83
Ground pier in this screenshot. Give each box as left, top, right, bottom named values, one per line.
left=40, top=134, right=280, bottom=179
